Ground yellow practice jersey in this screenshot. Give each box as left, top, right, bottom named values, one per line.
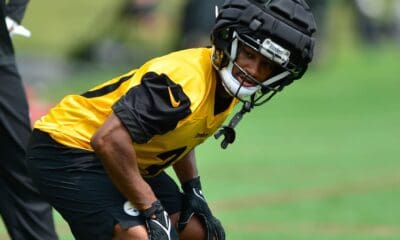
left=34, top=48, right=238, bottom=177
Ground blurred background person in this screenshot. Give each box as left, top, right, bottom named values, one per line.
left=0, top=0, right=58, bottom=239
left=306, top=0, right=329, bottom=63
left=68, top=0, right=165, bottom=67
left=177, top=0, right=224, bottom=49
left=352, top=0, right=400, bottom=44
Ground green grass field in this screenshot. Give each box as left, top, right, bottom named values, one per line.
left=1, top=45, right=399, bottom=239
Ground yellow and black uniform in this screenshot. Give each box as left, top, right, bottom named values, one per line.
left=27, top=48, right=237, bottom=238
left=34, top=48, right=237, bottom=177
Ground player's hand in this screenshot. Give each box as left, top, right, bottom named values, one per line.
left=178, top=176, right=225, bottom=240
left=141, top=200, right=179, bottom=240
left=5, top=16, right=31, bottom=38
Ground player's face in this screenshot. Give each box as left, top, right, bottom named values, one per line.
left=232, top=44, right=277, bottom=87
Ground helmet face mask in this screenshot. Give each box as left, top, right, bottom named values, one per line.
left=217, top=31, right=292, bottom=103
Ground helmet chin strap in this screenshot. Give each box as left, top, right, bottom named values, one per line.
left=214, top=100, right=253, bottom=149
left=214, top=70, right=290, bottom=149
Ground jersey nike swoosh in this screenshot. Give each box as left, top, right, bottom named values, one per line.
left=168, top=87, right=181, bottom=108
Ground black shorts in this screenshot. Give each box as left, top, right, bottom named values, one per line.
left=27, top=129, right=183, bottom=240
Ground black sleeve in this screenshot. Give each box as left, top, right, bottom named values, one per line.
left=5, top=0, right=29, bottom=23
left=112, top=72, right=192, bottom=144
left=1, top=2, right=15, bottom=64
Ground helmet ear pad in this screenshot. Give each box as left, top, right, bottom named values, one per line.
left=212, top=49, right=229, bottom=70
left=211, top=27, right=235, bottom=69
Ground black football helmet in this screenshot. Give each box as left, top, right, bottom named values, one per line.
left=211, top=0, right=317, bottom=104
left=212, top=0, right=317, bottom=148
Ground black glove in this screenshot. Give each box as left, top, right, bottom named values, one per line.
left=141, top=200, right=179, bottom=240
left=178, top=176, right=225, bottom=240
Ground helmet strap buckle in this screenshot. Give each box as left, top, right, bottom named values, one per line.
left=214, top=101, right=253, bottom=149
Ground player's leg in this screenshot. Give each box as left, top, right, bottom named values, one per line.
left=112, top=224, right=148, bottom=239
left=27, top=129, right=207, bottom=239
left=27, top=129, right=149, bottom=240
left=146, top=172, right=207, bottom=240
left=170, top=213, right=207, bottom=240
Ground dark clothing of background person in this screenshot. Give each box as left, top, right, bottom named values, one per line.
left=0, top=0, right=58, bottom=239
left=179, top=0, right=225, bottom=48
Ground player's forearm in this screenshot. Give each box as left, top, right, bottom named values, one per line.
left=99, top=150, right=157, bottom=210
left=91, top=114, right=157, bottom=210
left=173, top=149, right=198, bottom=184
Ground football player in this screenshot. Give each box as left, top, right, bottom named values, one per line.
left=26, top=0, right=316, bottom=239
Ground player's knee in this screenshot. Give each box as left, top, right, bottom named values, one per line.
left=171, top=213, right=207, bottom=240
left=112, top=224, right=148, bottom=240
